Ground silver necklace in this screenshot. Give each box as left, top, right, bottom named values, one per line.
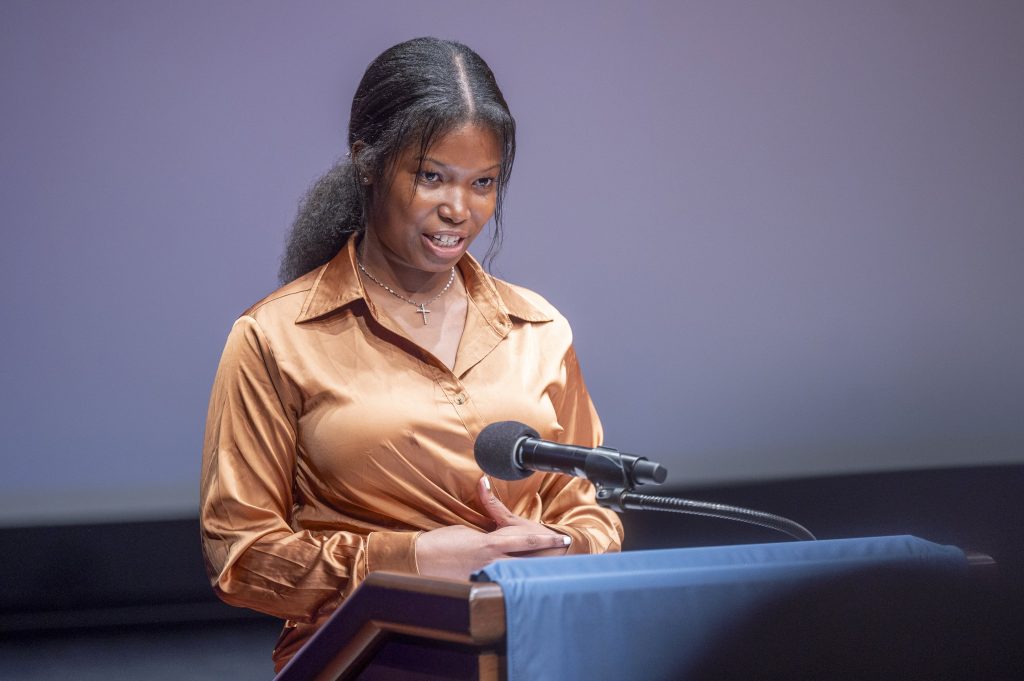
left=357, top=261, right=456, bottom=325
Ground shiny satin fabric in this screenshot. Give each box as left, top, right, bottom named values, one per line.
left=200, top=237, right=624, bottom=670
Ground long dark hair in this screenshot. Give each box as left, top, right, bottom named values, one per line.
left=278, top=37, right=516, bottom=283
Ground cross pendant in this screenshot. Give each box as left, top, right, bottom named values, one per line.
left=415, top=303, right=431, bottom=325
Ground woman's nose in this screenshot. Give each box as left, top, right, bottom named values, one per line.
left=438, top=187, right=469, bottom=224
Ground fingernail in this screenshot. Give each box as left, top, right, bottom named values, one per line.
left=482, top=476, right=491, bottom=492
left=562, top=535, right=571, bottom=546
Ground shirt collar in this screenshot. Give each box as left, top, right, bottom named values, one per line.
left=294, top=236, right=553, bottom=325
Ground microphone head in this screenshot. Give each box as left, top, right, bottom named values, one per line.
left=474, top=421, right=539, bottom=481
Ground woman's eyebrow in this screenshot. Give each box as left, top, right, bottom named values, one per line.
left=420, top=157, right=500, bottom=173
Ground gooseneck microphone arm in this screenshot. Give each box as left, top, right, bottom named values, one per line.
left=595, top=487, right=816, bottom=541
left=474, top=421, right=816, bottom=542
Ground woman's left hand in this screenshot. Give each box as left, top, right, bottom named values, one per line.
left=477, top=476, right=572, bottom=557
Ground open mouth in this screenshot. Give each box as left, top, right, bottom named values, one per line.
left=427, top=234, right=463, bottom=248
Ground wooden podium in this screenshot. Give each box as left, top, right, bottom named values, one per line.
left=274, top=572, right=507, bottom=681
left=273, top=538, right=1001, bottom=681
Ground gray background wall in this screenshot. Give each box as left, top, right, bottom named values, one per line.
left=2, top=0, right=1022, bottom=526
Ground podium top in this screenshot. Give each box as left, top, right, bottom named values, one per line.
left=473, top=535, right=968, bottom=681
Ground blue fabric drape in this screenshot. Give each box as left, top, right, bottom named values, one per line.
left=473, top=535, right=967, bottom=681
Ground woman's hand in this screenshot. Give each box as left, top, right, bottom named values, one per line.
left=414, top=477, right=571, bottom=580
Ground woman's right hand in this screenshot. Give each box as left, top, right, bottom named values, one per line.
left=414, top=478, right=571, bottom=580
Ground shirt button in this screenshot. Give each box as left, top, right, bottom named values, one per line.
left=454, top=393, right=467, bottom=405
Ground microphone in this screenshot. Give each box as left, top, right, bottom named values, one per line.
left=474, top=421, right=668, bottom=488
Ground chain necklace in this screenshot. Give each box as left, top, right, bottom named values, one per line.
left=357, top=261, right=456, bottom=325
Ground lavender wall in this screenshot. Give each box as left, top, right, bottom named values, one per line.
left=2, top=1, right=1022, bottom=525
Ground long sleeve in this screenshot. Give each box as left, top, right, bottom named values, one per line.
left=537, top=345, right=625, bottom=555
left=200, top=316, right=417, bottom=623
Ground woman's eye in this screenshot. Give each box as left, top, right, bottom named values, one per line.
left=474, top=177, right=496, bottom=189
left=418, top=171, right=441, bottom=183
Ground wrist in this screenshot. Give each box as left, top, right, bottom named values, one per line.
left=367, top=530, right=421, bottom=574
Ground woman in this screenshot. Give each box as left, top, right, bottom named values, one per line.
left=201, top=37, right=623, bottom=671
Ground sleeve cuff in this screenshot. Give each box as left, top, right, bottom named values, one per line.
left=543, top=523, right=592, bottom=556
left=366, top=530, right=421, bottom=574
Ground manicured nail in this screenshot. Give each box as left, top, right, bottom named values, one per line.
left=561, top=535, right=571, bottom=546
left=482, top=476, right=491, bottom=492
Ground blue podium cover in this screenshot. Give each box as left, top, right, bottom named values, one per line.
left=472, top=536, right=967, bottom=681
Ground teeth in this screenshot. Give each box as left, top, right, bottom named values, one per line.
left=430, top=234, right=460, bottom=246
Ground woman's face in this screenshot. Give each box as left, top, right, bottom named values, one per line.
left=364, top=123, right=502, bottom=277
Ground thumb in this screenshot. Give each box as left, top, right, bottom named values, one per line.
left=478, top=476, right=523, bottom=528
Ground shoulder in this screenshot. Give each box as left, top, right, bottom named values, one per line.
left=242, top=268, right=321, bottom=323
left=220, top=267, right=326, bottom=357
left=487, top=274, right=566, bottom=326
left=482, top=272, right=580, bottom=354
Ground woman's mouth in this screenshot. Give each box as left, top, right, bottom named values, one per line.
left=427, top=234, right=463, bottom=248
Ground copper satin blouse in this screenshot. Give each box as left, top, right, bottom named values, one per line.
left=200, top=237, right=624, bottom=668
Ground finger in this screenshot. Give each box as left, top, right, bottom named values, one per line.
left=491, top=533, right=572, bottom=555
left=478, top=476, right=522, bottom=527
left=514, top=547, right=567, bottom=559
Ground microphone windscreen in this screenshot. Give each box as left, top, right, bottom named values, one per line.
left=474, top=421, right=539, bottom=481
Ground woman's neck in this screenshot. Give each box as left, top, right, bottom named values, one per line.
left=356, top=233, right=455, bottom=298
